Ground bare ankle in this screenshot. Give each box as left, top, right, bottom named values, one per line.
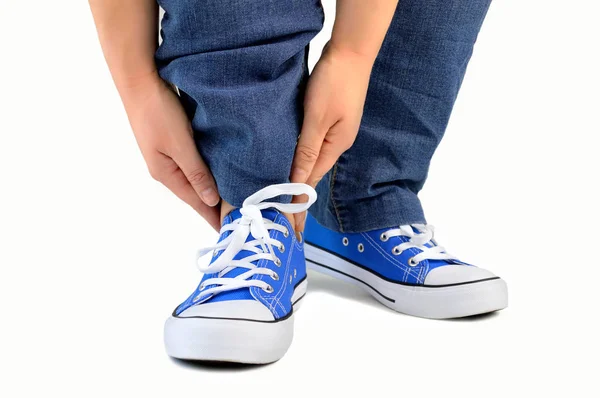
left=220, top=199, right=297, bottom=235
left=220, top=200, right=236, bottom=224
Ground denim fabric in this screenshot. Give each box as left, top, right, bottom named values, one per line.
left=156, top=0, right=324, bottom=206
left=156, top=0, right=491, bottom=233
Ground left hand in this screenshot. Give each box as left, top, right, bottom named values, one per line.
left=290, top=45, right=374, bottom=232
left=291, top=45, right=373, bottom=187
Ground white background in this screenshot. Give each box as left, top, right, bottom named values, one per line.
left=1, top=0, right=599, bottom=397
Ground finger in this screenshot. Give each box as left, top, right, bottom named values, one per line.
left=305, top=148, right=336, bottom=188
left=290, top=111, right=330, bottom=184
left=170, top=135, right=220, bottom=207
left=293, top=209, right=308, bottom=235
left=291, top=190, right=309, bottom=234
left=150, top=153, right=221, bottom=230
left=306, top=122, right=354, bottom=188
left=162, top=168, right=221, bottom=231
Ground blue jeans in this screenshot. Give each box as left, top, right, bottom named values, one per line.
left=156, top=0, right=491, bottom=233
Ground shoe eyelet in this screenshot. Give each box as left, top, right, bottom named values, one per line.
left=392, top=247, right=402, bottom=256
left=289, top=276, right=293, bottom=284
left=408, top=257, right=419, bottom=267
left=357, top=243, right=364, bottom=253
left=274, top=258, right=282, bottom=267
left=294, top=269, right=297, bottom=277
left=264, top=285, right=274, bottom=293
left=380, top=233, right=388, bottom=242
left=192, top=295, right=200, bottom=303
left=342, top=237, right=349, bottom=246
left=278, top=244, right=285, bottom=253
left=271, top=273, right=279, bottom=281
left=283, top=229, right=289, bottom=238
left=199, top=283, right=205, bottom=290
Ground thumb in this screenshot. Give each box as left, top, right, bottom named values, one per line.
left=305, top=120, right=355, bottom=188
left=291, top=113, right=327, bottom=184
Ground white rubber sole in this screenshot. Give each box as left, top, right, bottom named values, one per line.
left=305, top=244, right=507, bottom=319
left=164, top=279, right=307, bottom=364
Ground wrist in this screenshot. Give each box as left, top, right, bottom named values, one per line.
left=114, top=68, right=163, bottom=99
left=116, top=70, right=168, bottom=113
left=327, top=41, right=378, bottom=62
left=322, top=42, right=376, bottom=74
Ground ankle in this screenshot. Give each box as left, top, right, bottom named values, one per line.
left=220, top=201, right=236, bottom=224
left=220, top=200, right=297, bottom=234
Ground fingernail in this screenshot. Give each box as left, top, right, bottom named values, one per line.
left=292, top=168, right=308, bottom=183
left=201, top=188, right=219, bottom=206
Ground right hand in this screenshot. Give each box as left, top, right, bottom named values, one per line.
left=122, top=75, right=221, bottom=230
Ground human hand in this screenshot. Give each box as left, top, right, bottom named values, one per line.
left=122, top=75, right=221, bottom=230
left=290, top=45, right=374, bottom=232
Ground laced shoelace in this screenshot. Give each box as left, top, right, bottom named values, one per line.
left=192, top=183, right=317, bottom=303
left=380, top=224, right=456, bottom=267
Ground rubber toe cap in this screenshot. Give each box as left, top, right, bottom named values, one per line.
left=178, top=300, right=274, bottom=321
left=424, top=264, right=498, bottom=286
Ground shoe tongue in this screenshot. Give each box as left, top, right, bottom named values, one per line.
left=203, top=208, right=282, bottom=304
left=403, top=227, right=455, bottom=266
left=220, top=208, right=279, bottom=256
left=219, top=208, right=281, bottom=261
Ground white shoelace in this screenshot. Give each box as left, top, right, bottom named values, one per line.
left=381, top=224, right=456, bottom=266
left=192, top=183, right=317, bottom=303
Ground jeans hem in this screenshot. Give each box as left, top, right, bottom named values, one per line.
left=219, top=181, right=293, bottom=208
left=311, top=177, right=426, bottom=233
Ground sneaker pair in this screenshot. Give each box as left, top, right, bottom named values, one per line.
left=164, top=184, right=507, bottom=364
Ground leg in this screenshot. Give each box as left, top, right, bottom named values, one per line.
left=156, top=0, right=324, bottom=207
left=311, top=0, right=492, bottom=233
left=156, top=0, right=324, bottom=364
left=304, top=0, right=506, bottom=319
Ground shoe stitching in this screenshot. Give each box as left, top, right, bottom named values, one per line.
left=270, top=214, right=293, bottom=314
left=250, top=259, right=279, bottom=318
left=259, top=214, right=293, bottom=316
left=274, top=214, right=293, bottom=313
left=362, top=233, right=422, bottom=282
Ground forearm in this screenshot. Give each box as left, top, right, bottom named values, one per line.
left=329, top=0, right=398, bottom=62
left=88, top=0, right=161, bottom=106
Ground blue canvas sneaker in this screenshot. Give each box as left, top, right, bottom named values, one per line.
left=304, top=214, right=507, bottom=319
left=164, top=184, right=317, bottom=364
